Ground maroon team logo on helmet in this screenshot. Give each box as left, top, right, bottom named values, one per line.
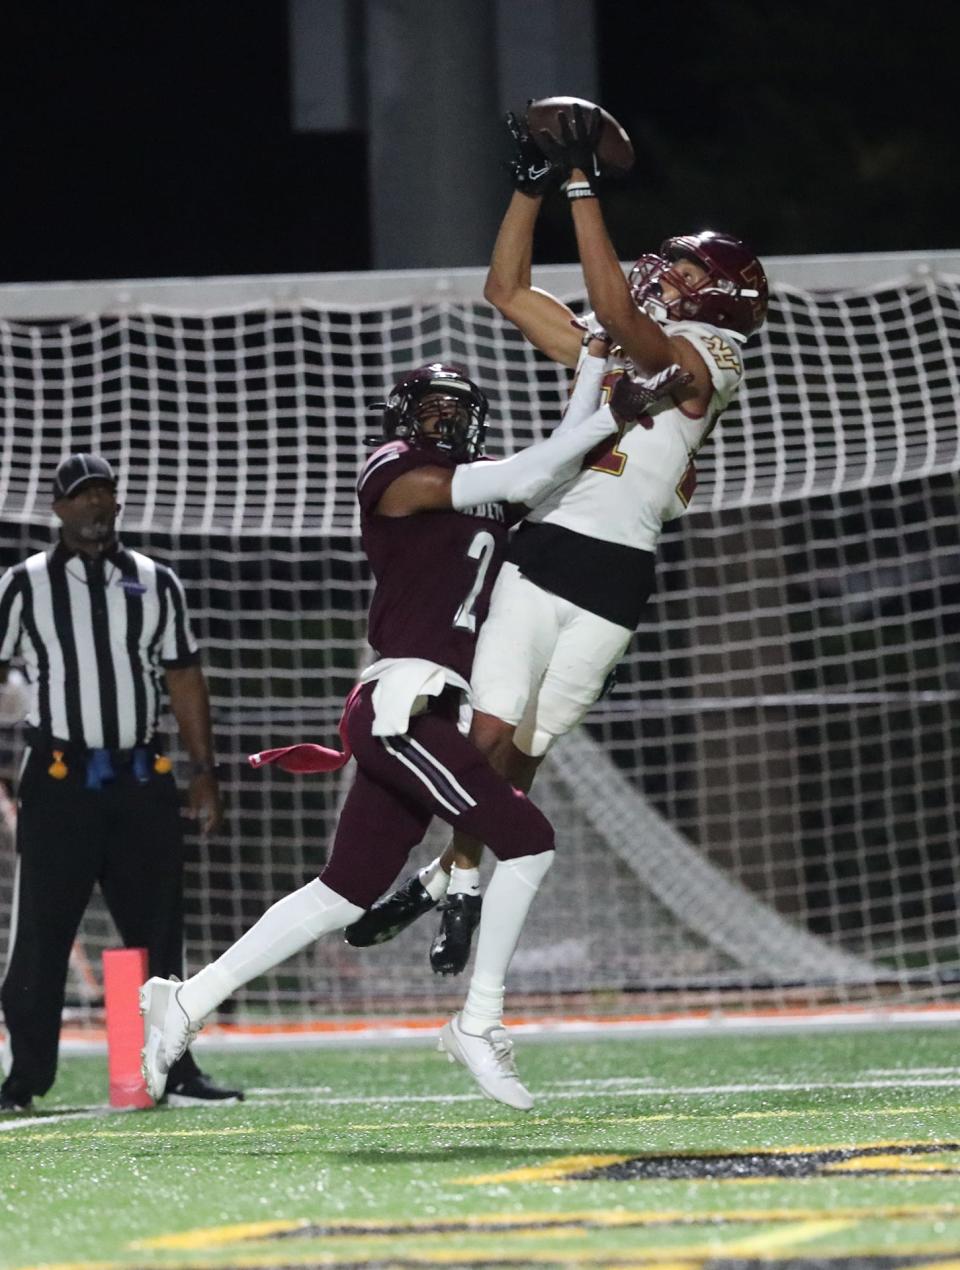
left=369, top=363, right=489, bottom=461
left=628, top=231, right=768, bottom=338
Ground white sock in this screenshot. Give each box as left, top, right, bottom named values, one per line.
left=460, top=972, right=504, bottom=1031
left=418, top=856, right=449, bottom=902
left=448, top=864, right=480, bottom=897
left=177, top=879, right=363, bottom=1022
left=460, top=850, right=554, bottom=1034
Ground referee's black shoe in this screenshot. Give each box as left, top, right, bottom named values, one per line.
left=162, top=1071, right=244, bottom=1107
left=0, top=1079, right=34, bottom=1112
left=429, top=893, right=482, bottom=976
left=344, top=875, right=437, bottom=947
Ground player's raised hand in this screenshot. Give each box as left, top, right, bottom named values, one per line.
left=610, top=364, right=694, bottom=424
left=535, top=102, right=602, bottom=188
left=504, top=110, right=561, bottom=196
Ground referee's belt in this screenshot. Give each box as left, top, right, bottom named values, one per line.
left=26, top=731, right=169, bottom=790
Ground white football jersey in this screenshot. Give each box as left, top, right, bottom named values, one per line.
left=526, top=319, right=745, bottom=552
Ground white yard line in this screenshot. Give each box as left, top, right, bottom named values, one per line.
left=5, top=1072, right=960, bottom=1132
left=0, top=1106, right=114, bottom=1132
left=245, top=1073, right=960, bottom=1105
left=866, top=1066, right=960, bottom=1076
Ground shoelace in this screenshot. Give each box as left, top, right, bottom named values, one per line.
left=172, top=989, right=201, bottom=1052
left=486, top=1027, right=519, bottom=1076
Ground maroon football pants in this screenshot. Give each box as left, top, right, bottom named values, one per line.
left=319, top=684, right=554, bottom=909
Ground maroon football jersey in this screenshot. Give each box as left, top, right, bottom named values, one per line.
left=357, top=441, right=511, bottom=681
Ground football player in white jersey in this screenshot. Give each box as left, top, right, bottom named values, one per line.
left=344, top=103, right=768, bottom=970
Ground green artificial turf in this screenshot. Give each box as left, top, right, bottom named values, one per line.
left=2, top=1025, right=960, bottom=1268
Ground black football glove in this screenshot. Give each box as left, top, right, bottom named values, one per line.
left=504, top=110, right=561, bottom=196
left=610, top=364, right=694, bottom=424
left=535, top=101, right=602, bottom=189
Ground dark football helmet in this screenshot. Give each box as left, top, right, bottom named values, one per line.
left=628, top=231, right=768, bottom=337
left=369, top=363, right=489, bottom=461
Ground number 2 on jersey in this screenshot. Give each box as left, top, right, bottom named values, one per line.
left=584, top=424, right=629, bottom=476
left=583, top=369, right=635, bottom=476
left=453, top=530, right=496, bottom=633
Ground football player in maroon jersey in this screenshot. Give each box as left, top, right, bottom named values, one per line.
left=350, top=103, right=767, bottom=977
left=141, top=357, right=686, bottom=1110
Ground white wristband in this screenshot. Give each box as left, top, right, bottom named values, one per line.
left=565, top=181, right=596, bottom=200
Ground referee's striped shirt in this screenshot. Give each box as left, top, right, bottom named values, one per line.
left=0, top=541, right=200, bottom=750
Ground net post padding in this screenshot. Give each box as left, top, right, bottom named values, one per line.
left=545, top=728, right=877, bottom=983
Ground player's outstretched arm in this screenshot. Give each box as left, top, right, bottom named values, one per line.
left=549, top=335, right=611, bottom=437
left=568, top=188, right=710, bottom=405
left=451, top=359, right=692, bottom=509
left=537, top=107, right=710, bottom=405
left=483, top=112, right=583, bottom=369
left=375, top=406, right=613, bottom=518
left=484, top=194, right=582, bottom=369
left=377, top=360, right=688, bottom=519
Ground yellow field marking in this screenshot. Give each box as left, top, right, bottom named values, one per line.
left=7, top=1256, right=834, bottom=1270
left=457, top=1153, right=632, bottom=1184
left=455, top=1138, right=960, bottom=1185
left=134, top=1200, right=960, bottom=1253
left=824, top=1149, right=960, bottom=1173
left=30, top=1256, right=669, bottom=1270
left=133, top=1219, right=308, bottom=1250
left=723, top=1218, right=855, bottom=1254
left=18, top=1263, right=119, bottom=1270
left=26, top=1254, right=960, bottom=1270
left=609, top=1264, right=700, bottom=1270
left=39, top=1203, right=960, bottom=1264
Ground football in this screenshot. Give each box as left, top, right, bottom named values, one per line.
left=525, top=96, right=634, bottom=177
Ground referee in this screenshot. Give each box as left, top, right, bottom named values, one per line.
left=0, top=453, right=241, bottom=1111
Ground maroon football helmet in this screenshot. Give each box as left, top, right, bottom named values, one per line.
left=628, top=232, right=768, bottom=337
left=370, top=363, right=489, bottom=461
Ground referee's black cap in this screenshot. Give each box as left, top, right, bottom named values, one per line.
left=52, top=454, right=117, bottom=501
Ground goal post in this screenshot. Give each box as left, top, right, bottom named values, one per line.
left=0, top=251, right=958, bottom=1022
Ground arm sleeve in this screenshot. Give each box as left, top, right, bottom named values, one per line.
left=450, top=398, right=616, bottom=510
left=0, top=568, right=24, bottom=663
left=551, top=350, right=609, bottom=437
left=158, top=567, right=202, bottom=669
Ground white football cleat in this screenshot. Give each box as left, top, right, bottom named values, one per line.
left=438, top=1013, right=533, bottom=1111
left=139, top=976, right=199, bottom=1101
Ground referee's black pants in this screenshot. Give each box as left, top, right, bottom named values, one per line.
left=1, top=748, right=201, bottom=1098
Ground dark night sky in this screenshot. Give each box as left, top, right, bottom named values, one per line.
left=1, top=1, right=957, bottom=285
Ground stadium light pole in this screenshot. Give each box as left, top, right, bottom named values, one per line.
left=289, top=0, right=598, bottom=269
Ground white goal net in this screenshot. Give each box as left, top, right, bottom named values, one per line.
left=1, top=253, right=958, bottom=1021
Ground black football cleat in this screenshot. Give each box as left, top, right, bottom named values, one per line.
left=162, top=1071, right=244, bottom=1107
left=0, top=1080, right=34, bottom=1112
left=429, top=893, right=482, bottom=976
left=344, top=875, right=437, bottom=948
